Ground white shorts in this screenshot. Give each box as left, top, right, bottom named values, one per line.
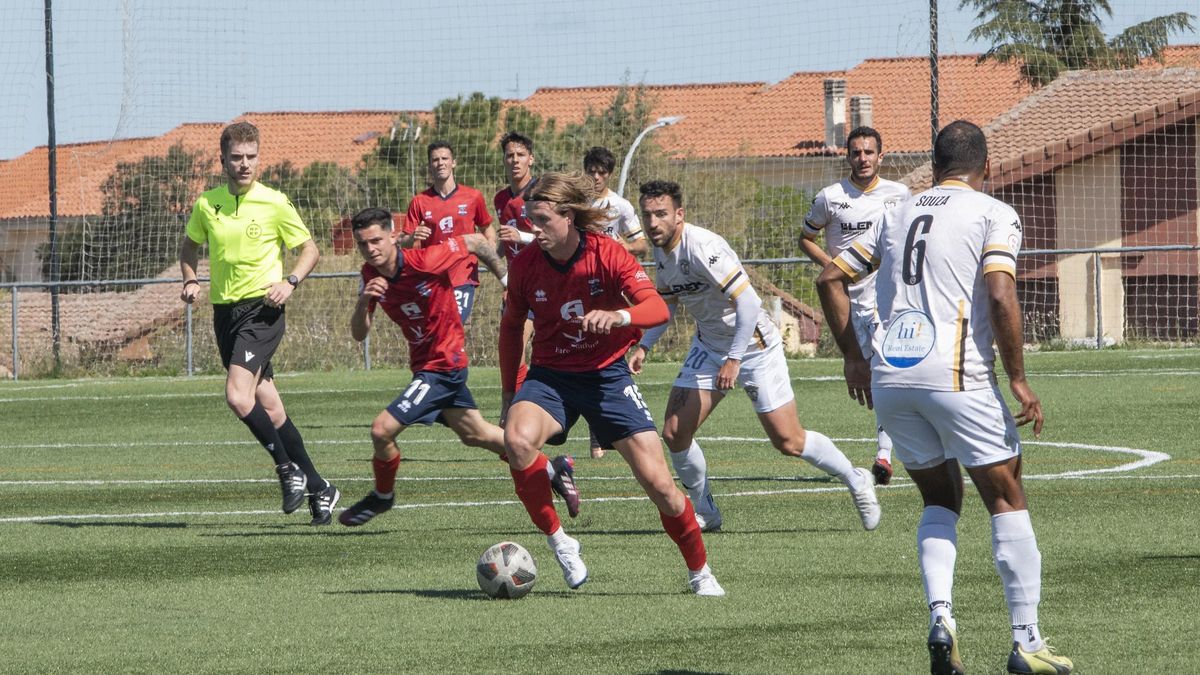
left=852, top=309, right=877, bottom=360
left=674, top=336, right=794, bottom=413
left=872, top=385, right=1021, bottom=470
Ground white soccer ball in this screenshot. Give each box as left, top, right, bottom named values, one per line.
left=476, top=541, right=538, bottom=599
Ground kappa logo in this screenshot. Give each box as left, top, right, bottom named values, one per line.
left=535, top=289, right=548, bottom=302
left=707, top=254, right=720, bottom=266
left=832, top=200, right=852, bottom=210
left=244, top=350, right=255, bottom=362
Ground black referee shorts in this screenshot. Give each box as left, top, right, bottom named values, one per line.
left=213, top=297, right=285, bottom=380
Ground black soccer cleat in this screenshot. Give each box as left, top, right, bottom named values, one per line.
left=549, top=455, right=581, bottom=518
left=338, top=491, right=394, bottom=527
left=308, top=483, right=341, bottom=526
left=275, top=462, right=308, bottom=514
left=872, top=457, right=894, bottom=486
left=927, top=617, right=965, bottom=675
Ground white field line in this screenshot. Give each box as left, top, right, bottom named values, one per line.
left=0, top=439, right=1179, bottom=524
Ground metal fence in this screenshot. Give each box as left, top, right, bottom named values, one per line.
left=4, top=244, right=1197, bottom=380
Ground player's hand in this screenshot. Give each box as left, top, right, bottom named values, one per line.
left=497, top=224, right=522, bottom=243
left=581, top=309, right=623, bottom=334
left=360, top=276, right=388, bottom=300
left=412, top=225, right=432, bottom=243
left=262, top=281, right=294, bottom=308
left=844, top=356, right=872, bottom=409
left=180, top=282, right=201, bottom=304
left=1009, top=377, right=1043, bottom=437
left=628, top=346, right=647, bottom=374
left=716, top=358, right=741, bottom=391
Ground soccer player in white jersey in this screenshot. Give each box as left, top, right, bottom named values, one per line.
left=580, top=146, right=649, bottom=459
left=816, top=121, right=1072, bottom=675
left=629, top=180, right=881, bottom=533
left=802, top=126, right=911, bottom=486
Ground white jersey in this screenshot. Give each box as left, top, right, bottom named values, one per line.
left=832, top=181, right=1022, bottom=392
left=594, top=189, right=644, bottom=243
left=653, top=222, right=780, bottom=355
left=804, top=176, right=910, bottom=312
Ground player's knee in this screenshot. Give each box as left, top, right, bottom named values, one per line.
left=503, top=429, right=539, bottom=461
left=370, top=419, right=395, bottom=446
left=660, top=425, right=691, bottom=453
left=774, top=435, right=805, bottom=457
left=225, top=393, right=255, bottom=418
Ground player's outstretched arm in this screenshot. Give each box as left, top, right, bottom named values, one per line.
left=462, top=233, right=508, bottom=285
left=580, top=287, right=668, bottom=335
left=816, top=262, right=871, bottom=407
left=987, top=271, right=1043, bottom=436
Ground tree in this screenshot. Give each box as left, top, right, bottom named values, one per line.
left=960, top=0, right=1195, bottom=86
left=41, top=142, right=212, bottom=286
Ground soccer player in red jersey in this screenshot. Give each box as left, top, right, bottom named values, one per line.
left=493, top=131, right=540, bottom=393
left=400, top=141, right=496, bottom=323
left=498, top=172, right=724, bottom=596
left=339, top=208, right=510, bottom=525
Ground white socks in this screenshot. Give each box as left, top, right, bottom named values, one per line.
left=547, top=526, right=570, bottom=550
left=670, top=440, right=709, bottom=501
left=992, top=510, right=1044, bottom=651
left=918, top=506, right=960, bottom=630
left=875, top=423, right=893, bottom=461
left=800, top=431, right=860, bottom=489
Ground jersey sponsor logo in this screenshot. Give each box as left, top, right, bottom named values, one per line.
left=438, top=215, right=455, bottom=233
left=246, top=223, right=262, bottom=239
left=588, top=278, right=603, bottom=296
left=400, top=302, right=422, bottom=318
left=447, top=238, right=460, bottom=252
left=560, top=299, right=585, bottom=321
left=666, top=281, right=708, bottom=294
left=881, top=310, right=935, bottom=368
left=244, top=350, right=255, bottom=362
left=839, top=221, right=874, bottom=233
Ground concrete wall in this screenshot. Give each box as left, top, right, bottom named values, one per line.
left=1055, top=150, right=1125, bottom=343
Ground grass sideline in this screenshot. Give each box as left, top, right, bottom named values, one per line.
left=1, top=351, right=1198, bottom=673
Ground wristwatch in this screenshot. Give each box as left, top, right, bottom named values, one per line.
left=286, top=274, right=300, bottom=287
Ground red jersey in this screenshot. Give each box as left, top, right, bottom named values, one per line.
left=505, top=232, right=656, bottom=372
left=403, top=185, right=492, bottom=287
left=493, top=177, right=539, bottom=264
left=362, top=237, right=471, bottom=373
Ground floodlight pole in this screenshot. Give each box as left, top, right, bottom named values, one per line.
left=617, top=116, right=684, bottom=197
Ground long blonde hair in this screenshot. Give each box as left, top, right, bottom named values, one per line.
left=527, top=172, right=608, bottom=234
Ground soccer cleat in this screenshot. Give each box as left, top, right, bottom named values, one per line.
left=337, top=491, right=394, bottom=527
left=275, top=462, right=308, bottom=514
left=307, top=483, right=341, bottom=526
left=692, top=480, right=722, bottom=532
left=1007, top=641, right=1073, bottom=674
left=688, top=565, right=726, bottom=597
left=849, top=467, right=882, bottom=530
left=549, top=455, right=581, bottom=518
left=872, top=457, right=893, bottom=485
left=927, top=617, right=965, bottom=675
left=552, top=535, right=588, bottom=589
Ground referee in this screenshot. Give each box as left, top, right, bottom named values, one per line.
left=179, top=121, right=339, bottom=525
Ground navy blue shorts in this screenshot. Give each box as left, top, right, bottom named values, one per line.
left=454, top=284, right=477, bottom=324
left=513, top=361, right=657, bottom=449
left=386, top=368, right=478, bottom=427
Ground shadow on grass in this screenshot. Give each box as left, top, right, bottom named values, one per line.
left=1141, top=554, right=1200, bottom=561
left=327, top=587, right=676, bottom=599
left=197, top=527, right=401, bottom=538
left=640, top=671, right=730, bottom=675
left=38, top=520, right=188, bottom=529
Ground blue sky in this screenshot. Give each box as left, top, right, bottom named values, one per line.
left=0, top=0, right=1191, bottom=159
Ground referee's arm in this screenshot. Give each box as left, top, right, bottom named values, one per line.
left=263, top=239, right=320, bottom=307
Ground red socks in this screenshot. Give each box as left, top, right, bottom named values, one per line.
left=510, top=454, right=559, bottom=535
left=660, top=498, right=708, bottom=572
left=372, top=454, right=401, bottom=495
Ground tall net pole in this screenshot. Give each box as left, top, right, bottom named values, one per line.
left=44, top=0, right=61, bottom=372
left=929, top=0, right=939, bottom=151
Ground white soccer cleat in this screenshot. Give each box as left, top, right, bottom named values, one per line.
left=688, top=565, right=726, bottom=597
left=551, top=535, right=589, bottom=589
left=849, top=467, right=882, bottom=531
left=691, top=479, right=723, bottom=532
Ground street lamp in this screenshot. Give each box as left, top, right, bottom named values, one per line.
left=617, top=115, right=685, bottom=196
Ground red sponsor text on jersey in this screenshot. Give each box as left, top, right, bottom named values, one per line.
left=506, top=233, right=655, bottom=371
left=362, top=237, right=470, bottom=373
left=404, top=185, right=492, bottom=287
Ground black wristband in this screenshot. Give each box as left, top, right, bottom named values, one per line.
left=183, top=279, right=199, bottom=287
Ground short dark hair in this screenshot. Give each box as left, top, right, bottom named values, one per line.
left=583, top=146, right=616, bottom=174
left=933, top=120, right=988, bottom=177
left=846, top=126, right=882, bottom=152
left=639, top=180, right=684, bottom=209
left=427, top=140, right=453, bottom=160
left=351, top=207, right=394, bottom=232
left=220, top=121, right=259, bottom=156
left=499, top=131, right=534, bottom=154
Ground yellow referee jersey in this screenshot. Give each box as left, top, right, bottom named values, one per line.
left=185, top=182, right=312, bottom=303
